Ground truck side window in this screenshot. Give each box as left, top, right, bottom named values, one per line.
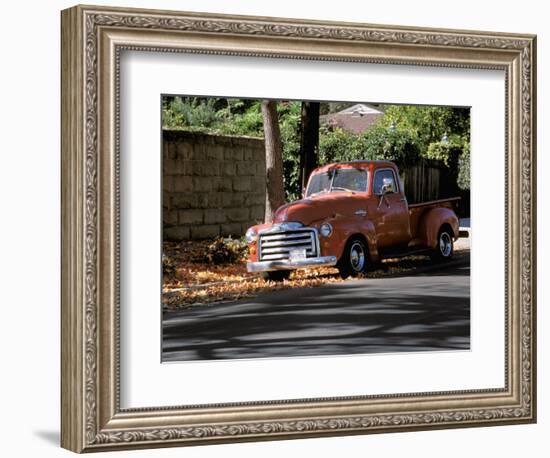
left=373, top=169, right=398, bottom=195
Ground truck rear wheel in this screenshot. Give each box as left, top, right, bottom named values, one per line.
left=337, top=237, right=368, bottom=279
left=431, top=227, right=454, bottom=262
left=261, top=270, right=291, bottom=282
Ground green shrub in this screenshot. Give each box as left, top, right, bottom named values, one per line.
left=201, top=237, right=248, bottom=265
left=162, top=97, right=222, bottom=130
left=457, top=144, right=470, bottom=190
left=380, top=105, right=470, bottom=154
left=217, top=101, right=264, bottom=136
left=319, top=126, right=419, bottom=170
left=278, top=102, right=302, bottom=201
left=425, top=141, right=460, bottom=167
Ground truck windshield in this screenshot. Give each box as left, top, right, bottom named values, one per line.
left=306, top=168, right=369, bottom=197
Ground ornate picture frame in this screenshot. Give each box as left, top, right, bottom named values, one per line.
left=61, top=4, right=536, bottom=453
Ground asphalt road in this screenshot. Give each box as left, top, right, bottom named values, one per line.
left=162, top=263, right=470, bottom=362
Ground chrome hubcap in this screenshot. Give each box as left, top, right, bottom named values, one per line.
left=439, top=232, right=452, bottom=257
left=350, top=242, right=366, bottom=272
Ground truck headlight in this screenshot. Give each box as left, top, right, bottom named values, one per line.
left=320, top=223, right=333, bottom=237
left=245, top=228, right=258, bottom=243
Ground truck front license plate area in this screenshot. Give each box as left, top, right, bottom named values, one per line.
left=289, top=249, right=307, bottom=262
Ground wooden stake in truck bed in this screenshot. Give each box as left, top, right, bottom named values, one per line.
left=245, top=160, right=466, bottom=281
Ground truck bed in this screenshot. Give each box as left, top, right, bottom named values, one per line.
left=408, top=197, right=461, bottom=240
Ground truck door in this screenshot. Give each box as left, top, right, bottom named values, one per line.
left=370, top=168, right=411, bottom=248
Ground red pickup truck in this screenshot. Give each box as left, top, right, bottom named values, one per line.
left=245, top=160, right=465, bottom=281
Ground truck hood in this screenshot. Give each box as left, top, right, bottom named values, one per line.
left=273, top=192, right=362, bottom=226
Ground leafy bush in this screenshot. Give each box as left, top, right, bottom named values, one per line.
left=319, top=126, right=419, bottom=169
left=278, top=102, right=302, bottom=201
left=380, top=105, right=470, bottom=154
left=201, top=237, right=248, bottom=265
left=424, top=139, right=462, bottom=167
left=217, top=100, right=264, bottom=136
left=162, top=97, right=222, bottom=130
left=457, top=143, right=470, bottom=190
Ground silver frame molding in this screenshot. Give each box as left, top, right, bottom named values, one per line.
left=61, top=4, right=537, bottom=453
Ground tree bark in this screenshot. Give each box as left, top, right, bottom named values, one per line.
left=261, top=100, right=285, bottom=223
left=299, top=101, right=320, bottom=193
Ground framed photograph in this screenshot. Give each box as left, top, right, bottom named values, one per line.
left=61, top=4, right=536, bottom=453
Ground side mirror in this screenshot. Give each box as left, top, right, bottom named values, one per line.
left=380, top=177, right=395, bottom=194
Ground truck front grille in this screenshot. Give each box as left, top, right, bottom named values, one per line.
left=258, top=229, right=319, bottom=261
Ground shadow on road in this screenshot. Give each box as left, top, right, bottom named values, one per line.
left=163, top=265, right=470, bottom=362
left=413, top=264, right=470, bottom=277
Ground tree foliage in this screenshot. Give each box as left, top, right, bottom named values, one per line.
left=457, top=143, right=470, bottom=190
left=318, top=126, right=419, bottom=169
left=380, top=105, right=470, bottom=153
left=162, top=97, right=222, bottom=130
left=378, top=105, right=471, bottom=190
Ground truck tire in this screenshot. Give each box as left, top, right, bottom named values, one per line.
left=337, top=237, right=369, bottom=279
left=431, top=226, right=454, bottom=262
left=261, top=270, right=291, bottom=282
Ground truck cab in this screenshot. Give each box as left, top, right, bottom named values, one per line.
left=246, top=160, right=462, bottom=281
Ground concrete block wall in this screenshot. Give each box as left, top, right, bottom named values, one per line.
left=163, top=130, right=266, bottom=240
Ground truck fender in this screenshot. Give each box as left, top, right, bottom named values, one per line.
left=326, top=219, right=380, bottom=263
left=358, top=220, right=380, bottom=263
left=417, top=207, right=460, bottom=249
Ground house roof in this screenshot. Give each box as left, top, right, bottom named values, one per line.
left=322, top=103, right=383, bottom=134
left=337, top=103, right=383, bottom=115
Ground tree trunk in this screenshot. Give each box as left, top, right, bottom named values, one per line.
left=261, top=100, right=285, bottom=223
left=299, top=101, right=320, bottom=193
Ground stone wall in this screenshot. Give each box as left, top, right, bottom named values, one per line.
left=163, top=130, right=266, bottom=240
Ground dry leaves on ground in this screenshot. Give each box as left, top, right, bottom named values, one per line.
left=163, top=239, right=469, bottom=310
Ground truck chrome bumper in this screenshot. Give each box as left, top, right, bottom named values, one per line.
left=247, top=256, right=337, bottom=273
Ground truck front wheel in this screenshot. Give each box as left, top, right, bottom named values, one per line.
left=261, top=270, right=291, bottom=282
left=431, top=227, right=454, bottom=262
left=337, top=237, right=368, bottom=279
